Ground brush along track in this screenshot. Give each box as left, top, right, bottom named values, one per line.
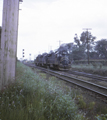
left=38, top=67, right=107, bottom=102
left=46, top=70, right=107, bottom=95
left=24, top=63, right=107, bottom=102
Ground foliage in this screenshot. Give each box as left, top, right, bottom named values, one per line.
left=55, top=32, right=107, bottom=60
left=58, top=43, right=73, bottom=53
left=88, top=102, right=95, bottom=110
left=89, top=51, right=99, bottom=59
left=76, top=95, right=86, bottom=109
left=74, top=32, right=96, bottom=51
left=0, top=61, right=85, bottom=120
left=95, top=39, right=107, bottom=59
left=80, top=31, right=96, bottom=48
left=71, top=45, right=86, bottom=60
left=96, top=114, right=107, bottom=120
left=71, top=63, right=107, bottom=76
left=72, top=32, right=96, bottom=60
left=39, top=73, right=47, bottom=79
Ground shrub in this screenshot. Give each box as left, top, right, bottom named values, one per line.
left=96, top=114, right=107, bottom=120
left=0, top=61, right=85, bottom=120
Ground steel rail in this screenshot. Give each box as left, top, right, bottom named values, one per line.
left=36, top=67, right=107, bottom=99
left=24, top=63, right=107, bottom=99
left=69, top=71, right=107, bottom=81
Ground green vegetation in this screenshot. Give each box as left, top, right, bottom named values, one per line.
left=0, top=61, right=86, bottom=120
left=96, top=114, right=107, bottom=120
left=72, top=63, right=107, bottom=76
left=1, top=61, right=107, bottom=120
left=76, top=95, right=86, bottom=109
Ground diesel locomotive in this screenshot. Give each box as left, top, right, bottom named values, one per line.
left=34, top=49, right=71, bottom=70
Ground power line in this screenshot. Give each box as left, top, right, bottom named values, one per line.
left=83, top=28, right=92, bottom=31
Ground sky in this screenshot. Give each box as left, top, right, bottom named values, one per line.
left=0, top=0, right=107, bottom=60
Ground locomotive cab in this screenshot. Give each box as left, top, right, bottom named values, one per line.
left=58, top=51, right=71, bottom=70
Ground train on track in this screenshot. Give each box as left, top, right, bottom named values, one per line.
left=34, top=49, right=71, bottom=70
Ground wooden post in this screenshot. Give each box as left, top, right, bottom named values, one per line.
left=83, top=28, right=92, bottom=64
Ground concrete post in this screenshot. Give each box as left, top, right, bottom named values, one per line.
left=0, top=0, right=20, bottom=90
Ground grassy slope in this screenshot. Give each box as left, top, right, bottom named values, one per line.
left=0, top=61, right=86, bottom=120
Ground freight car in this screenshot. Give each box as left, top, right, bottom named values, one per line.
left=34, top=50, right=71, bottom=70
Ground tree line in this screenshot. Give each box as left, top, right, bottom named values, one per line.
left=59, top=31, right=107, bottom=62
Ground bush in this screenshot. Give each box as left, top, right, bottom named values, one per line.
left=96, top=114, right=107, bottom=120
left=0, top=61, right=85, bottom=120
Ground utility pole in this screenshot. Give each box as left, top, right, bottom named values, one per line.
left=83, top=28, right=92, bottom=64
left=0, top=0, right=23, bottom=90
left=29, top=54, right=31, bottom=61
left=57, top=40, right=62, bottom=47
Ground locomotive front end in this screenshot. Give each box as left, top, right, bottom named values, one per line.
left=58, top=51, right=71, bottom=70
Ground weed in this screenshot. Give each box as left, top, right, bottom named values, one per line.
left=96, top=105, right=107, bottom=115
left=0, top=61, right=85, bottom=120
left=88, top=101, right=95, bottom=110
left=78, top=99, right=86, bottom=109
left=49, top=76, right=57, bottom=81
left=76, top=95, right=86, bottom=109
left=39, top=73, right=47, bottom=79
left=72, top=63, right=107, bottom=76
left=96, top=114, right=107, bottom=120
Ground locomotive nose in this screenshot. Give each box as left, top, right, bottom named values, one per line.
left=61, top=60, right=68, bottom=65
left=59, top=57, right=70, bottom=70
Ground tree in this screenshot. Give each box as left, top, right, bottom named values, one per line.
left=74, top=34, right=80, bottom=47
left=95, top=39, right=107, bottom=59
left=80, top=31, right=96, bottom=51
left=89, top=52, right=99, bottom=59
left=71, top=45, right=86, bottom=60
left=74, top=31, right=96, bottom=63
left=57, top=43, right=73, bottom=53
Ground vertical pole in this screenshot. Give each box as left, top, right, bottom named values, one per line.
left=57, top=40, right=62, bottom=47
left=83, top=28, right=92, bottom=64
left=0, top=0, right=20, bottom=90
left=29, top=53, right=31, bottom=61
left=87, top=30, right=89, bottom=64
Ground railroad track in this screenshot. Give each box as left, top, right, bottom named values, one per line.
left=24, top=63, right=107, bottom=102
left=69, top=70, right=107, bottom=82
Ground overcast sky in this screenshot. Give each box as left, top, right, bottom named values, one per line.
left=0, top=0, right=107, bottom=60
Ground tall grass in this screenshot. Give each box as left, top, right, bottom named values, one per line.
left=0, top=61, right=85, bottom=120
left=72, top=63, right=107, bottom=70
left=72, top=64, right=107, bottom=76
